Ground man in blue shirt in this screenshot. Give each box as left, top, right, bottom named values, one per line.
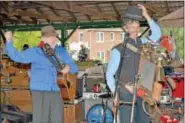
left=106, top=4, right=161, bottom=123
left=4, top=26, right=78, bottom=123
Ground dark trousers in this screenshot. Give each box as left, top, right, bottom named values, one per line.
left=119, top=92, right=150, bottom=123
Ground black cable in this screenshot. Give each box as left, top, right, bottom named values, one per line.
left=102, top=99, right=106, bottom=123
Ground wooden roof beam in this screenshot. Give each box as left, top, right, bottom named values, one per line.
left=33, top=2, right=117, bottom=20
left=50, top=8, right=60, bottom=16
left=14, top=15, right=36, bottom=24
left=12, top=2, right=44, bottom=9
left=17, top=8, right=38, bottom=24
left=9, top=9, right=72, bottom=22
left=0, top=2, right=9, bottom=13
left=2, top=17, right=33, bottom=24
left=144, top=4, right=164, bottom=16
left=65, top=2, right=117, bottom=20
left=111, top=2, right=121, bottom=20
left=165, top=1, right=170, bottom=13
left=66, top=2, right=77, bottom=22
left=95, top=4, right=108, bottom=20
left=30, top=17, right=38, bottom=24
left=95, top=4, right=102, bottom=12
left=67, top=11, right=77, bottom=22
left=35, top=8, right=49, bottom=23
left=86, top=15, right=92, bottom=21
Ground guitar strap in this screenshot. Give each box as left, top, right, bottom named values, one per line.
left=121, top=38, right=141, bottom=54
left=41, top=43, right=63, bottom=72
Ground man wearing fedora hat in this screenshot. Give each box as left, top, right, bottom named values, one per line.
left=4, top=26, right=78, bottom=123
left=106, top=4, right=162, bottom=123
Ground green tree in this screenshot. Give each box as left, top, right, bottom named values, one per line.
left=13, top=31, right=41, bottom=51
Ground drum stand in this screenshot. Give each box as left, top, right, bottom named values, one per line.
left=101, top=98, right=108, bottom=123
left=113, top=73, right=141, bottom=123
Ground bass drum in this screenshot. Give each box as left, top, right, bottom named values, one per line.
left=86, top=104, right=113, bottom=123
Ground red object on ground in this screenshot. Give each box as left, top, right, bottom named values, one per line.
left=172, top=78, right=184, bottom=98
left=160, top=115, right=178, bottom=123
left=169, top=72, right=184, bottom=98
left=162, top=71, right=184, bottom=98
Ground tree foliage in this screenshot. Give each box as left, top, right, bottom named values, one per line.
left=13, top=31, right=41, bottom=51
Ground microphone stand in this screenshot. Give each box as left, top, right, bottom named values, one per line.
left=130, top=74, right=141, bottom=123
left=113, top=33, right=129, bottom=123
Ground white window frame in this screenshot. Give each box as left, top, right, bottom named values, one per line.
left=120, top=32, right=125, bottom=42
left=96, top=51, right=105, bottom=63
left=79, top=32, right=84, bottom=42
left=96, top=32, right=104, bottom=43
left=110, top=32, right=114, bottom=41
left=97, top=52, right=101, bottom=59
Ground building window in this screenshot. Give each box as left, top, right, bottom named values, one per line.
left=101, top=52, right=105, bottom=62
left=79, top=32, right=84, bottom=42
left=110, top=32, right=114, bottom=41
left=96, top=32, right=104, bottom=42
left=97, top=52, right=100, bottom=59
left=96, top=51, right=105, bottom=62
left=120, top=32, right=125, bottom=42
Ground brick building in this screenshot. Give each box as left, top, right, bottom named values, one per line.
left=67, top=28, right=125, bottom=63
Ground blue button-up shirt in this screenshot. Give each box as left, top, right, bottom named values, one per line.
left=106, top=19, right=162, bottom=93
left=6, top=42, right=78, bottom=91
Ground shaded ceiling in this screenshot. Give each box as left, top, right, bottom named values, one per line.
left=0, top=1, right=184, bottom=26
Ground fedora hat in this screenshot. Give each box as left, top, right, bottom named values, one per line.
left=122, top=6, right=143, bottom=21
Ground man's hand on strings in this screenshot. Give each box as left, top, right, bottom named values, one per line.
left=4, top=31, right=13, bottom=42
left=61, top=65, right=70, bottom=74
